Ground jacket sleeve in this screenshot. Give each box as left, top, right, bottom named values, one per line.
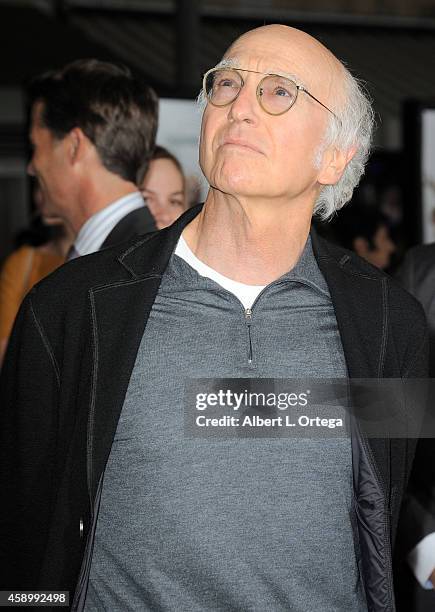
left=401, top=324, right=435, bottom=560
left=0, top=290, right=60, bottom=589
left=396, top=250, right=416, bottom=295
left=403, top=440, right=435, bottom=554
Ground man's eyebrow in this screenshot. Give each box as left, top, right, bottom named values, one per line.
left=214, top=57, right=306, bottom=88
left=266, top=70, right=304, bottom=85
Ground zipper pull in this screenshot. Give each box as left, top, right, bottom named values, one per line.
left=245, top=308, right=253, bottom=363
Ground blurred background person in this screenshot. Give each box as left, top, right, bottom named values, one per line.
left=27, top=58, right=157, bottom=261
left=185, top=174, right=202, bottom=210
left=0, top=183, right=74, bottom=365
left=397, top=242, right=435, bottom=373
left=140, top=145, right=189, bottom=229
left=395, top=243, right=435, bottom=612
left=330, top=205, right=396, bottom=271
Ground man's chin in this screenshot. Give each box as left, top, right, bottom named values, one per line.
left=213, top=174, right=263, bottom=198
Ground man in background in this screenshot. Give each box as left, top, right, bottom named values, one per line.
left=27, top=58, right=157, bottom=258
left=331, top=205, right=396, bottom=270
left=396, top=244, right=435, bottom=611
left=398, top=243, right=435, bottom=374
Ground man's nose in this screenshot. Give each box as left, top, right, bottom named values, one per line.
left=227, top=82, right=259, bottom=124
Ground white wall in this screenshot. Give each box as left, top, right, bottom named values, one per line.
left=157, top=98, right=209, bottom=202
left=422, top=109, right=435, bottom=243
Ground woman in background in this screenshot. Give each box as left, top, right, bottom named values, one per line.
left=0, top=185, right=74, bottom=365
left=140, top=146, right=188, bottom=229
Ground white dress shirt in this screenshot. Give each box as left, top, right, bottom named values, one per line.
left=408, top=532, right=435, bottom=589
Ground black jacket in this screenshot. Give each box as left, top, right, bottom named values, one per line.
left=0, top=205, right=430, bottom=611
left=397, top=243, right=435, bottom=376
left=101, top=204, right=156, bottom=249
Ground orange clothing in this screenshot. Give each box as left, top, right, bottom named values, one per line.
left=0, top=245, right=64, bottom=341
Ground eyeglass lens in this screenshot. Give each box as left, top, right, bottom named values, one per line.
left=205, top=69, right=299, bottom=115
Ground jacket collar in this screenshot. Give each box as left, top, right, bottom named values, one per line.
left=310, top=229, right=389, bottom=378
left=118, top=203, right=389, bottom=378
left=117, top=203, right=204, bottom=279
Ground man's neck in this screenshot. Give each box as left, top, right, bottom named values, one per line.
left=70, top=181, right=139, bottom=234
left=182, top=191, right=314, bottom=286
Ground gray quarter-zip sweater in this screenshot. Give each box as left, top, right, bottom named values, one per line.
left=83, top=237, right=367, bottom=612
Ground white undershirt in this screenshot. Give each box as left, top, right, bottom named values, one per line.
left=174, top=235, right=266, bottom=310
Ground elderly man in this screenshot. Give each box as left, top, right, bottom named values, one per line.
left=0, top=25, right=432, bottom=611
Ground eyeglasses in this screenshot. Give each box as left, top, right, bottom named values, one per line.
left=203, top=66, right=339, bottom=121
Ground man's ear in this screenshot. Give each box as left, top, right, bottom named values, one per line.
left=318, top=146, right=357, bottom=186
left=66, top=127, right=88, bottom=165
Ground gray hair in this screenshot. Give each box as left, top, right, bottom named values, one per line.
left=313, top=67, right=375, bottom=221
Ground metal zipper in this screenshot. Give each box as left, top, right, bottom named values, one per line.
left=245, top=308, right=253, bottom=363
left=240, top=276, right=299, bottom=365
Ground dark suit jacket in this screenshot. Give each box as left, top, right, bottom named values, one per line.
left=100, top=204, right=156, bottom=249
left=0, top=205, right=430, bottom=611
left=397, top=243, right=435, bottom=375
left=396, top=244, right=435, bottom=611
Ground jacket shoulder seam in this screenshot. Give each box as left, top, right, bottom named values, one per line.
left=92, top=274, right=162, bottom=294
left=316, top=252, right=385, bottom=281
